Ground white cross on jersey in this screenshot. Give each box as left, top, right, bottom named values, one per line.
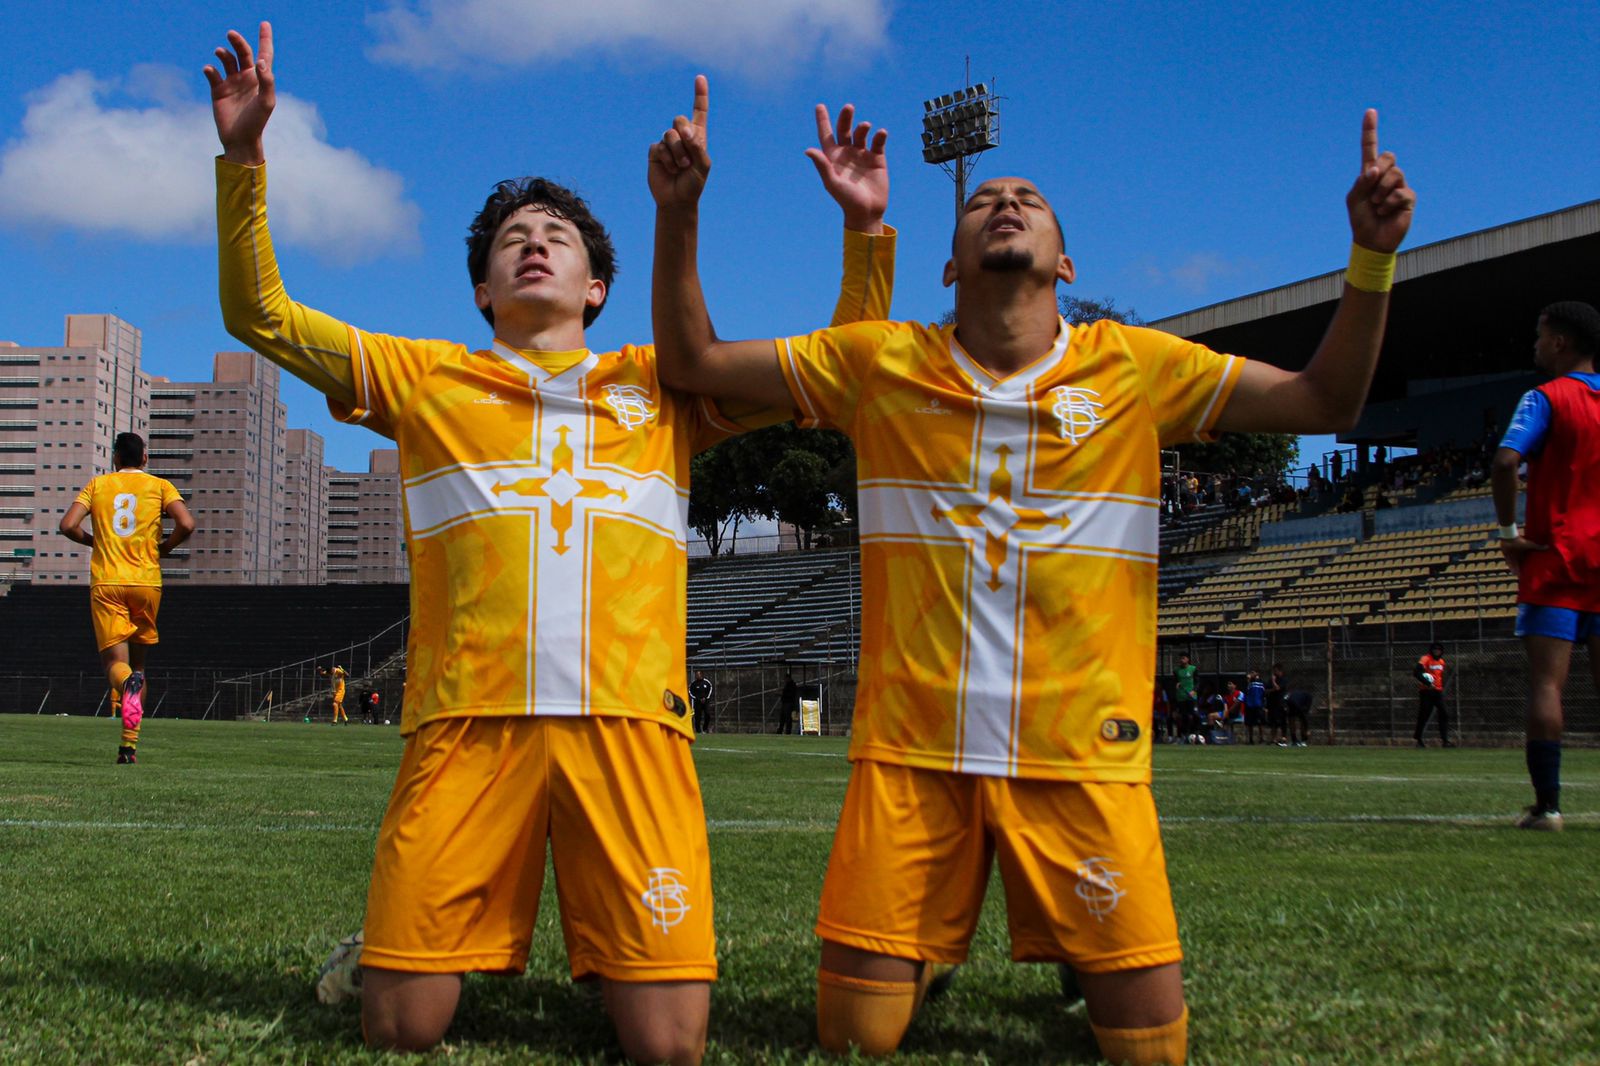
left=857, top=332, right=1158, bottom=775
left=400, top=346, right=686, bottom=715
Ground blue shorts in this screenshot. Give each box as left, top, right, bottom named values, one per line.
left=1515, top=603, right=1600, bottom=642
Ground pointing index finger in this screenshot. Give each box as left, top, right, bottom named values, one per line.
left=691, top=74, right=709, bottom=132
left=1361, top=108, right=1378, bottom=174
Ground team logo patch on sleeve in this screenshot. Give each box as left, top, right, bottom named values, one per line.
left=1100, top=718, right=1141, bottom=742
left=662, top=690, right=688, bottom=717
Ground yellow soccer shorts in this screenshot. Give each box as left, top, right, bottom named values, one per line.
left=362, top=714, right=716, bottom=983
left=816, top=760, right=1181, bottom=973
left=90, top=585, right=161, bottom=651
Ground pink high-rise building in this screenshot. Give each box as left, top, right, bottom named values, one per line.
left=283, top=428, right=328, bottom=584
left=0, top=315, right=150, bottom=584
left=148, top=352, right=287, bottom=583
left=326, top=449, right=407, bottom=583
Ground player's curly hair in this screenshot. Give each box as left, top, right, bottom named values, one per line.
left=1540, top=301, right=1600, bottom=356
left=466, top=178, right=617, bottom=329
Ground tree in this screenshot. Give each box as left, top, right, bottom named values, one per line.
left=1175, top=433, right=1298, bottom=479
left=1058, top=294, right=1143, bottom=326
left=688, top=442, right=747, bottom=556
left=729, top=423, right=856, bottom=550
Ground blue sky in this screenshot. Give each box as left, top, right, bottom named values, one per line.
left=1, top=1, right=1597, bottom=472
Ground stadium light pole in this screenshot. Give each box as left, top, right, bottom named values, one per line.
left=920, top=62, right=1001, bottom=227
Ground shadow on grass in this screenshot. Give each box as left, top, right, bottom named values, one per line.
left=56, top=952, right=1105, bottom=1063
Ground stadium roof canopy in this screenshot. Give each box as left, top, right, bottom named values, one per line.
left=1149, top=200, right=1600, bottom=432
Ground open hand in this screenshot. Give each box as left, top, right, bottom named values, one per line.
left=804, top=103, right=887, bottom=233
left=1499, top=536, right=1547, bottom=576
left=1346, top=109, right=1414, bottom=254
left=203, top=21, right=275, bottom=165
left=649, top=75, right=710, bottom=208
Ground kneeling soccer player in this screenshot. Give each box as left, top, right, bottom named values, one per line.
left=59, top=432, right=194, bottom=763
left=206, top=24, right=894, bottom=1064
left=652, top=109, right=1415, bottom=1063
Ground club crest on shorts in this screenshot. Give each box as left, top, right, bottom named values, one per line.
left=1100, top=718, right=1141, bottom=742
left=1048, top=386, right=1105, bottom=445
left=603, top=384, right=656, bottom=430
left=1073, top=856, right=1125, bottom=921
left=641, top=867, right=691, bottom=932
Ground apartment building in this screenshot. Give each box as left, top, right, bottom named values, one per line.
left=327, top=449, right=407, bottom=584
left=0, top=314, right=149, bottom=584
left=148, top=352, right=287, bottom=583
left=282, top=428, right=328, bottom=585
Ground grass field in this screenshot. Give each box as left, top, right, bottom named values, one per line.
left=1, top=716, right=1597, bottom=1065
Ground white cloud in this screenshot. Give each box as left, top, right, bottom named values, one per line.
left=0, top=69, right=420, bottom=265
left=1143, top=252, right=1248, bottom=296
left=368, top=0, right=888, bottom=73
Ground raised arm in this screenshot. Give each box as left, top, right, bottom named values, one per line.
left=205, top=22, right=358, bottom=407
left=651, top=82, right=890, bottom=407
left=1214, top=110, right=1416, bottom=434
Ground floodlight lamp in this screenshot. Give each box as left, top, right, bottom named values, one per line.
left=923, top=99, right=933, bottom=112
left=975, top=82, right=988, bottom=96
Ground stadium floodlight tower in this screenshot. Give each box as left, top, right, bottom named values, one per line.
left=920, top=72, right=1001, bottom=224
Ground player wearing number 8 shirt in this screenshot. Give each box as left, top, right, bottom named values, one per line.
left=654, top=108, right=1414, bottom=1063
left=58, top=432, right=195, bottom=763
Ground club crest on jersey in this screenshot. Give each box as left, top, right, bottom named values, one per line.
left=1073, top=856, right=1125, bottom=921
left=603, top=384, right=656, bottom=430
left=1048, top=386, right=1105, bottom=445
left=641, top=867, right=691, bottom=932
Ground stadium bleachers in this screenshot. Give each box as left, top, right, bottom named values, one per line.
left=688, top=549, right=857, bottom=666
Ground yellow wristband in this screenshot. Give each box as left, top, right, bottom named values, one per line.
left=1346, top=242, right=1396, bottom=293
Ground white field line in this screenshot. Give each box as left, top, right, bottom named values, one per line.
left=695, top=745, right=846, bottom=758
left=693, top=746, right=1596, bottom=788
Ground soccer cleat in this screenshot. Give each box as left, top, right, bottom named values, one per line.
left=315, top=930, right=365, bottom=1004
left=1515, top=807, right=1563, bottom=832
left=116, top=746, right=136, bottom=765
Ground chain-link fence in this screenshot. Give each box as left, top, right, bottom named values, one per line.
left=1, top=616, right=409, bottom=725
left=1157, top=627, right=1598, bottom=745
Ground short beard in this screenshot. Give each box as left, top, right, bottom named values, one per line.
left=979, top=247, right=1034, bottom=273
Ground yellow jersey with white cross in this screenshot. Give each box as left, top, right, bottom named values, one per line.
left=76, top=470, right=183, bottom=587
left=777, top=317, right=1241, bottom=782
left=216, top=159, right=894, bottom=737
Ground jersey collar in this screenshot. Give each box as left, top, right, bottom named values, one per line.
left=490, top=339, right=598, bottom=389
left=946, top=316, right=1072, bottom=401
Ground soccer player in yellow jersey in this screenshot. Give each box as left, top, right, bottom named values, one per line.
left=205, top=23, right=893, bottom=1064
left=58, top=432, right=195, bottom=763
left=320, top=665, right=348, bottom=723
left=652, top=112, right=1415, bottom=1063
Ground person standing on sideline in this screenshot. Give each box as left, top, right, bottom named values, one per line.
left=1412, top=642, right=1450, bottom=747
left=1173, top=654, right=1198, bottom=736
left=58, top=432, right=195, bottom=764
left=1493, top=301, right=1600, bottom=832
left=1267, top=663, right=1289, bottom=746
left=1242, top=669, right=1267, bottom=745
left=689, top=670, right=714, bottom=734
left=321, top=665, right=348, bottom=724
left=778, top=671, right=799, bottom=735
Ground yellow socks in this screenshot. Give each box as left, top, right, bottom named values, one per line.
left=1091, top=1005, right=1188, bottom=1065
left=817, top=969, right=919, bottom=1057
